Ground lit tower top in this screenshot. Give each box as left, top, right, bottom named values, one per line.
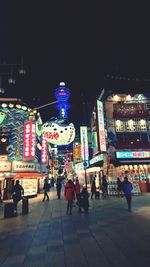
left=54, top=82, right=71, bottom=119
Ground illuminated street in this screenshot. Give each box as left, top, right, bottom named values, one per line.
left=0, top=191, right=150, bottom=267
left=0, top=2, right=150, bottom=267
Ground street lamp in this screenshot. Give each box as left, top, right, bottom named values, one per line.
left=0, top=57, right=26, bottom=93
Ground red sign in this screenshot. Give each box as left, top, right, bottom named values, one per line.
left=23, top=121, right=36, bottom=159
left=41, top=137, right=48, bottom=163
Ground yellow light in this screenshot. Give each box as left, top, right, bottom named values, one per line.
left=1, top=138, right=7, bottom=143
left=113, top=95, right=119, bottom=101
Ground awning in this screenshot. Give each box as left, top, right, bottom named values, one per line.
left=86, top=167, right=101, bottom=173
left=89, top=160, right=104, bottom=168
left=14, top=173, right=45, bottom=179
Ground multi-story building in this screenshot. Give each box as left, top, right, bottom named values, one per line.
left=0, top=98, right=47, bottom=199
left=105, top=93, right=150, bottom=187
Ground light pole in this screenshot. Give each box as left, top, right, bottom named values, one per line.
left=33, top=100, right=58, bottom=110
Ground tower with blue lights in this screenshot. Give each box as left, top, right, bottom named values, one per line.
left=54, top=82, right=70, bottom=119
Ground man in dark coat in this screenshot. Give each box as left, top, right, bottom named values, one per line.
left=91, top=176, right=96, bottom=199
left=78, top=187, right=89, bottom=213
left=42, top=178, right=50, bottom=201
left=12, top=180, right=24, bottom=213
left=122, top=176, right=133, bottom=212
left=56, top=176, right=62, bottom=199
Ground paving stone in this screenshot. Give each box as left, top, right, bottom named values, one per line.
left=0, top=191, right=150, bottom=266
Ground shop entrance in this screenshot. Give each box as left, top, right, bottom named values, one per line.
left=3, top=178, right=14, bottom=200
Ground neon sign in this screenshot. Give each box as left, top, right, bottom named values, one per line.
left=23, top=121, right=36, bottom=159
left=41, top=137, right=48, bottom=163
left=116, top=151, right=150, bottom=159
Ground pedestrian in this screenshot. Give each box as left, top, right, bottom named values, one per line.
left=78, top=186, right=89, bottom=213
left=64, top=179, right=75, bottom=215
left=117, top=177, right=123, bottom=197
left=56, top=176, right=62, bottom=199
left=101, top=175, right=108, bottom=198
left=122, top=176, right=133, bottom=212
left=12, top=180, right=24, bottom=214
left=91, top=176, right=96, bottom=199
left=51, top=177, right=55, bottom=187
left=74, top=177, right=81, bottom=203
left=42, top=178, right=50, bottom=202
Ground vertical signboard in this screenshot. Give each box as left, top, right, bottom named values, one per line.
left=23, top=121, right=36, bottom=159
left=80, top=126, right=89, bottom=161
left=97, top=100, right=106, bottom=152
left=73, top=143, right=81, bottom=162
left=41, top=136, right=48, bottom=163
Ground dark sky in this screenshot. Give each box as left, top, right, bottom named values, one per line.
left=0, top=2, right=150, bottom=128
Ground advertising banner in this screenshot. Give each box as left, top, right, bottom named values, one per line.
left=80, top=126, right=89, bottom=161
left=23, top=121, right=36, bottom=159
left=73, top=143, right=81, bottom=162
left=97, top=100, right=106, bottom=152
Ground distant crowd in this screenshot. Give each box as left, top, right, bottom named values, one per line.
left=42, top=171, right=133, bottom=215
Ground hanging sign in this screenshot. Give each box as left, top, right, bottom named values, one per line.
left=42, top=121, right=75, bottom=145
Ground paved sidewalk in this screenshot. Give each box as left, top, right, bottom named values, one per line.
left=0, top=190, right=150, bottom=267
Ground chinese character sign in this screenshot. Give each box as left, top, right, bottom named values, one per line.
left=80, top=126, right=89, bottom=161
left=41, top=136, right=48, bottom=163
left=23, top=121, right=36, bottom=159
left=97, top=100, right=106, bottom=152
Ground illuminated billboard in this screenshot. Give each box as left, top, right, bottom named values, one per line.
left=97, top=100, right=106, bottom=152
left=116, top=151, right=150, bottom=159
left=80, top=126, right=89, bottom=161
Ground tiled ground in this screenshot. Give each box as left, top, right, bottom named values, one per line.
left=0, top=189, right=150, bottom=267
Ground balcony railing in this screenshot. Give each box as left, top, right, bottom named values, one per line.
left=115, top=141, right=150, bottom=150
left=113, top=110, right=149, bottom=119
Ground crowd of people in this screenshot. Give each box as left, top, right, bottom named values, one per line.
left=42, top=171, right=133, bottom=215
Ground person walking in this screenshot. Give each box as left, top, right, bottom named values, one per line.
left=91, top=176, right=96, bottom=199
left=12, top=180, right=24, bottom=214
left=117, top=177, right=123, bottom=197
left=122, top=176, right=133, bottom=212
left=64, top=179, right=75, bottom=215
left=101, top=175, right=108, bottom=198
left=56, top=176, right=62, bottom=199
left=78, top=186, right=89, bottom=213
left=74, top=177, right=81, bottom=203
left=42, top=178, right=50, bottom=202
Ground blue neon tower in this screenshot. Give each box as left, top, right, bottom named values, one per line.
left=54, top=82, right=70, bottom=119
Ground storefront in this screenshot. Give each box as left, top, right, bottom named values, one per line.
left=115, top=151, right=150, bottom=192
left=12, top=161, right=45, bottom=197
left=74, top=154, right=104, bottom=189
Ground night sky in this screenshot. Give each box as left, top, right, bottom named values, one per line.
left=0, top=2, right=150, bottom=129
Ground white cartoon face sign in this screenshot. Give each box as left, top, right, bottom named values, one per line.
left=41, top=122, right=75, bottom=145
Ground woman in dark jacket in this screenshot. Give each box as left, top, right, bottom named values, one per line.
left=12, top=180, right=24, bottom=213
left=78, top=187, right=89, bottom=213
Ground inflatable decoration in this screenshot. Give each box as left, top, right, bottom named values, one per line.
left=41, top=121, right=75, bottom=145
